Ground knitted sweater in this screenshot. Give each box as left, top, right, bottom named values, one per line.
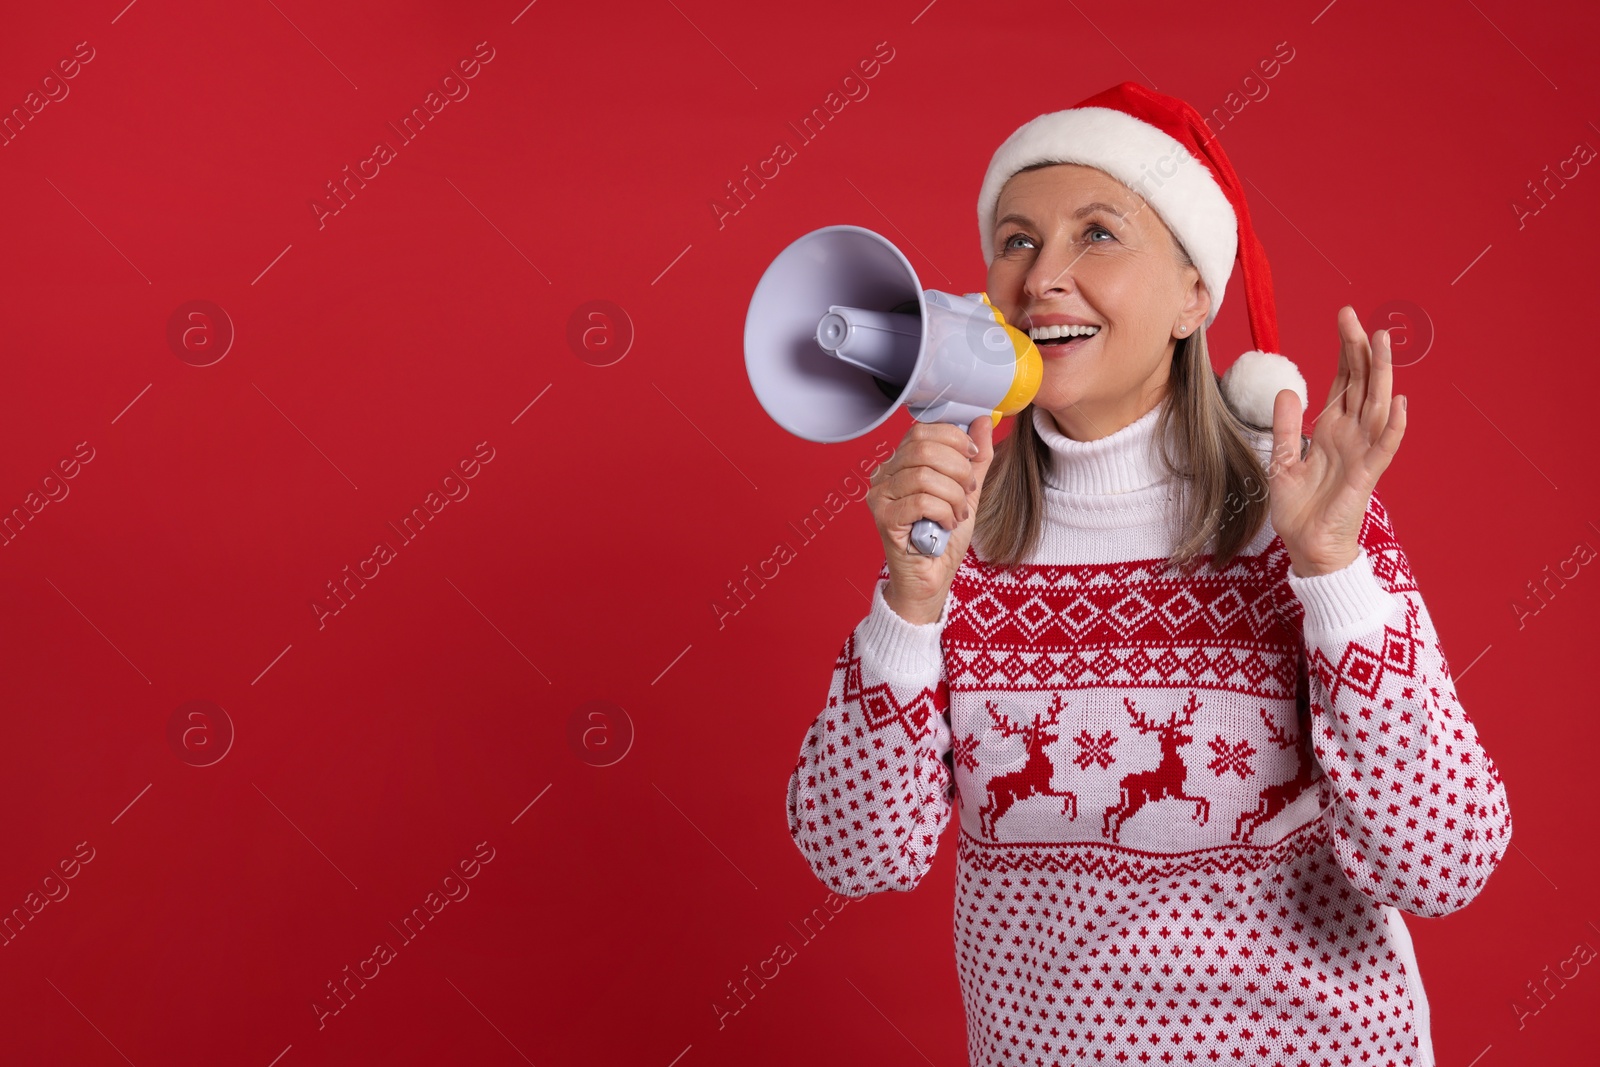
left=785, top=401, right=1511, bottom=1067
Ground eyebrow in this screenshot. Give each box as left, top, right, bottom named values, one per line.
left=994, top=202, right=1130, bottom=231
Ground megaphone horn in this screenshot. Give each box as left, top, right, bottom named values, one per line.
left=744, top=225, right=1042, bottom=557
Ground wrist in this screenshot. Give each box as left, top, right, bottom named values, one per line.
left=1288, top=544, right=1359, bottom=578
left=883, top=583, right=946, bottom=626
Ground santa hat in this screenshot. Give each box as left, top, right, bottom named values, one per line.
left=976, top=81, right=1305, bottom=429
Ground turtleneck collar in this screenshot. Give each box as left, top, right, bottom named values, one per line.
left=1031, top=401, right=1170, bottom=495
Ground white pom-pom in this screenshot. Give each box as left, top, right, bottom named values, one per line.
left=1220, top=350, right=1306, bottom=429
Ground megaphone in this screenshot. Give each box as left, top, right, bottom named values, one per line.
left=744, top=225, right=1042, bottom=557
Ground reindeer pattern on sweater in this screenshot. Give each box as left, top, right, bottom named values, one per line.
left=785, top=404, right=1510, bottom=1067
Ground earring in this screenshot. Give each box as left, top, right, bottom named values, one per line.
left=1177, top=325, right=1189, bottom=334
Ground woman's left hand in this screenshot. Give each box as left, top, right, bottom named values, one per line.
left=1267, top=305, right=1407, bottom=578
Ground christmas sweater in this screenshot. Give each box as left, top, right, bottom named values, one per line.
left=785, top=401, right=1511, bottom=1067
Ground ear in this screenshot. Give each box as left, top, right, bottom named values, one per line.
left=1176, top=270, right=1211, bottom=336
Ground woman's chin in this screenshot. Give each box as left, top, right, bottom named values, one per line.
left=1032, top=387, right=1093, bottom=416
left=1036, top=367, right=1097, bottom=403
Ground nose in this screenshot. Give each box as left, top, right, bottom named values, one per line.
left=1022, top=237, right=1082, bottom=302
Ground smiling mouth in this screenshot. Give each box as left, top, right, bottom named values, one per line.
left=1028, top=324, right=1101, bottom=354
left=1034, top=333, right=1098, bottom=355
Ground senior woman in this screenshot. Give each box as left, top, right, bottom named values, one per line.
left=786, top=82, right=1511, bottom=1067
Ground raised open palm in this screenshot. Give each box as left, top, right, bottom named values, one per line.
left=1268, top=306, right=1407, bottom=578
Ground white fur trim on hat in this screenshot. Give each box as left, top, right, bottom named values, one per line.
left=1219, top=350, right=1306, bottom=429
left=977, top=107, right=1238, bottom=326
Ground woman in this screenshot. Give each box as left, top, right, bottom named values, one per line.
left=785, top=82, right=1511, bottom=1067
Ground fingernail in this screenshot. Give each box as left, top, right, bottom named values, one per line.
left=966, top=438, right=979, bottom=457
left=1401, top=395, right=1407, bottom=411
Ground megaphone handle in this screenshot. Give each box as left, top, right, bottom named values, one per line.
left=906, top=418, right=973, bottom=557
left=909, top=519, right=952, bottom=557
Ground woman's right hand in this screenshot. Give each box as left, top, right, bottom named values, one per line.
left=866, top=415, right=997, bottom=625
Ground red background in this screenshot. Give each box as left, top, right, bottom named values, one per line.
left=1, top=0, right=1596, bottom=1064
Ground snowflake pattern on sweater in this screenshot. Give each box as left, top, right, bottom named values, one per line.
left=785, top=403, right=1511, bottom=1067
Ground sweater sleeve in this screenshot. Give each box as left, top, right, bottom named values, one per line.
left=785, top=563, right=956, bottom=897
left=1280, top=490, right=1512, bottom=917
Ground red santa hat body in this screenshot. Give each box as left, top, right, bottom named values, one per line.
left=976, top=81, right=1306, bottom=429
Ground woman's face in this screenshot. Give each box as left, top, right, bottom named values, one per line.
left=986, top=163, right=1210, bottom=441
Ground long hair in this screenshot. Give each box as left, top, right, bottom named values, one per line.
left=972, top=245, right=1281, bottom=575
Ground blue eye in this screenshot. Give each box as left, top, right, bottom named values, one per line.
left=999, top=225, right=1114, bottom=253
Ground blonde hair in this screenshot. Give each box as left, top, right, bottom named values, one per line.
left=972, top=239, right=1282, bottom=575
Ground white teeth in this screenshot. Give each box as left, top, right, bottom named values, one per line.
left=1028, top=324, right=1100, bottom=340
